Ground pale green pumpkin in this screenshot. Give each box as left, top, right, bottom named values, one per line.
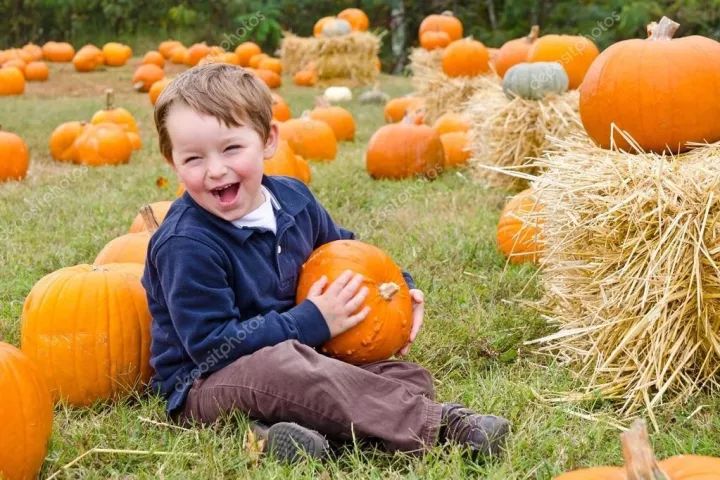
left=502, top=62, right=569, bottom=100
left=322, top=19, right=352, bottom=37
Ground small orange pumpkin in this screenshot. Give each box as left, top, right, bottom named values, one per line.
left=49, top=121, right=86, bottom=162
left=384, top=96, right=425, bottom=123
left=0, top=66, right=25, bottom=95
left=235, top=42, right=262, bottom=66
left=24, top=61, right=49, bottom=81
left=309, top=98, right=356, bottom=141
left=248, top=53, right=269, bottom=69
left=442, top=38, right=490, bottom=77
left=42, top=41, right=75, bottom=62
left=366, top=119, right=445, bottom=179
left=271, top=93, right=292, bottom=121
left=0, top=342, right=53, bottom=480
left=293, top=69, right=318, bottom=86
left=148, top=77, right=171, bottom=106
left=253, top=68, right=282, bottom=89
left=186, top=42, right=211, bottom=66
left=419, top=11, right=463, bottom=42
left=2, top=58, right=26, bottom=76
left=132, top=63, right=165, bottom=92
left=278, top=114, right=338, bottom=161
left=264, top=140, right=312, bottom=184
left=169, top=46, right=189, bottom=64
left=129, top=201, right=172, bottom=233
left=527, top=34, right=599, bottom=89
left=494, top=25, right=540, bottom=77
left=96, top=206, right=159, bottom=264
left=440, top=131, right=470, bottom=167
left=158, top=40, right=183, bottom=59
left=91, top=89, right=139, bottom=133
left=72, top=44, right=104, bottom=72
left=554, top=420, right=720, bottom=480
left=0, top=128, right=29, bottom=182
left=296, top=240, right=412, bottom=364
left=420, top=30, right=451, bottom=51
left=21, top=43, right=44, bottom=61
left=432, top=112, right=470, bottom=135
left=338, top=8, right=370, bottom=32
left=258, top=57, right=282, bottom=75
left=142, top=50, right=166, bottom=68
left=102, top=42, right=132, bottom=66
left=21, top=263, right=152, bottom=406
left=496, top=189, right=542, bottom=264
left=72, top=122, right=133, bottom=166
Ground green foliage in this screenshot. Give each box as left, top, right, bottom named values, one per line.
left=1, top=0, right=719, bottom=64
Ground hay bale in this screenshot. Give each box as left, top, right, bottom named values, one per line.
left=466, top=84, right=583, bottom=190
left=408, top=47, right=443, bottom=91
left=280, top=32, right=380, bottom=86
left=526, top=133, right=720, bottom=418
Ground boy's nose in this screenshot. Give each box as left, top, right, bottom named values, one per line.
left=206, top=155, right=228, bottom=178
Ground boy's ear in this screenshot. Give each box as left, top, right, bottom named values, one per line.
left=263, top=122, right=279, bottom=160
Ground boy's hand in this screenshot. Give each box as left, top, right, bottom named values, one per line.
left=305, top=270, right=370, bottom=338
left=398, top=289, right=424, bottom=356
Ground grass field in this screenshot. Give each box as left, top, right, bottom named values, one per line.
left=1, top=61, right=719, bottom=479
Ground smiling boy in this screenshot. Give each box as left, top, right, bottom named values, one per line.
left=142, top=63, right=510, bottom=463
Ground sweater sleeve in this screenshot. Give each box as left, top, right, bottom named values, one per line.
left=153, top=235, right=330, bottom=371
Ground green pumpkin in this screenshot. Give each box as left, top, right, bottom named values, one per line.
left=502, top=62, right=569, bottom=100
left=322, top=19, right=352, bottom=37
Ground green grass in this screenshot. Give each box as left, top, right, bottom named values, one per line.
left=1, top=61, right=719, bottom=479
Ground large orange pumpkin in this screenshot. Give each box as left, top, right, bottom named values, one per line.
left=0, top=129, right=29, bottom=182
left=129, top=201, right=172, bottom=233
left=271, top=93, right=292, bottom=121
left=366, top=120, right=445, bottom=179
left=296, top=240, right=412, bottom=364
left=554, top=420, right=720, bottom=480
left=72, top=44, right=104, bottom=72
left=91, top=89, right=139, bottom=133
left=494, top=25, right=540, bottom=77
left=442, top=38, right=490, bottom=77
left=527, top=34, right=599, bottom=89
left=24, top=61, right=49, bottom=81
left=132, top=63, right=165, bottom=92
left=278, top=115, right=337, bottom=161
left=309, top=99, right=356, bottom=141
left=419, top=11, right=463, bottom=42
left=72, top=122, right=133, bottom=166
left=21, top=264, right=152, bottom=406
left=580, top=16, right=720, bottom=154
left=2, top=58, right=26, bottom=76
left=0, top=66, right=25, bottom=95
left=49, top=121, right=86, bottom=162
left=0, top=342, right=53, bottom=480
left=338, top=8, right=369, bottom=31
left=264, top=140, right=312, bottom=184
left=496, top=189, right=542, bottom=264
left=42, top=41, right=75, bottom=62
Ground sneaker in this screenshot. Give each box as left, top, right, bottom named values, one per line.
left=438, top=403, right=510, bottom=457
left=252, top=421, right=330, bottom=463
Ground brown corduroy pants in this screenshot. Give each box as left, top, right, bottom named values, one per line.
left=177, top=340, right=443, bottom=453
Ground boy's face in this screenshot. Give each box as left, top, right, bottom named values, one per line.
left=167, top=103, right=278, bottom=222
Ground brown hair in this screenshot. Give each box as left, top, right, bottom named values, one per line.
left=154, top=63, right=273, bottom=163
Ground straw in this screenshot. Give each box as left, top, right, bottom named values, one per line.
left=466, top=82, right=584, bottom=190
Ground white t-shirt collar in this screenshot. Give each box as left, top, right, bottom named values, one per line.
left=231, top=186, right=279, bottom=234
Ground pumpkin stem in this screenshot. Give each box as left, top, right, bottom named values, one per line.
left=620, top=420, right=669, bottom=480
left=104, top=88, right=114, bottom=110
left=527, top=25, right=540, bottom=42
left=647, top=16, right=679, bottom=41
left=378, top=282, right=400, bottom=301
left=139, top=204, right=160, bottom=234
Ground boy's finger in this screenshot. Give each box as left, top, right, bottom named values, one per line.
left=326, top=270, right=354, bottom=295
left=344, top=286, right=369, bottom=313
left=338, top=273, right=364, bottom=301
left=307, top=275, right=328, bottom=296
left=346, top=305, right=370, bottom=329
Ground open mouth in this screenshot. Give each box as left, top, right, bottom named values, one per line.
left=210, top=182, right=240, bottom=205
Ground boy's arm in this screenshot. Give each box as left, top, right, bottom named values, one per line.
left=310, top=199, right=416, bottom=290
left=152, top=235, right=330, bottom=371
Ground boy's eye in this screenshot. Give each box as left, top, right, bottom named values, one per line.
left=224, top=145, right=242, bottom=152
left=184, top=156, right=200, bottom=163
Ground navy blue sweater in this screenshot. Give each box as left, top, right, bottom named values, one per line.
left=142, top=176, right=414, bottom=415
